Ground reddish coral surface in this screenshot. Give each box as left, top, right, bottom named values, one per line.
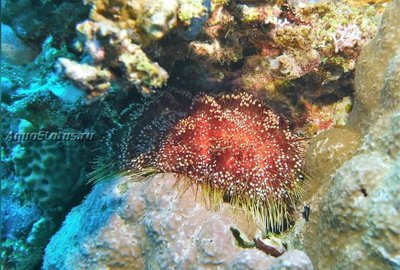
left=156, top=92, right=304, bottom=201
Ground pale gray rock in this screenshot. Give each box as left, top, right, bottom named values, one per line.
left=43, top=173, right=313, bottom=269
left=230, top=250, right=274, bottom=270
left=1, top=23, right=37, bottom=65
left=270, top=250, right=314, bottom=270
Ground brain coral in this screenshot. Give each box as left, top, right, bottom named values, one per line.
left=44, top=173, right=314, bottom=270
left=13, top=122, right=89, bottom=214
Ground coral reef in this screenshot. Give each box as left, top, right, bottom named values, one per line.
left=235, top=1, right=378, bottom=104
left=1, top=0, right=89, bottom=47
left=342, top=0, right=391, bottom=11
left=304, top=126, right=362, bottom=198
left=160, top=0, right=379, bottom=135
left=43, top=173, right=314, bottom=270
left=12, top=130, right=88, bottom=214
left=58, top=0, right=211, bottom=98
left=1, top=88, right=115, bottom=268
left=72, top=20, right=169, bottom=96
left=349, top=0, right=400, bottom=133
left=58, top=0, right=379, bottom=105
left=1, top=208, right=42, bottom=269
left=306, top=153, right=399, bottom=269
left=1, top=153, right=46, bottom=270
left=300, top=97, right=353, bottom=135
left=1, top=108, right=45, bottom=270
left=1, top=35, right=81, bottom=105
left=283, top=1, right=400, bottom=269
left=57, top=58, right=112, bottom=99
left=1, top=93, right=91, bottom=268
left=7, top=89, right=118, bottom=216
left=1, top=0, right=396, bottom=269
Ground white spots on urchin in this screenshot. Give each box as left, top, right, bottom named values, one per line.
left=109, top=89, right=193, bottom=173
left=109, top=91, right=305, bottom=232
left=155, top=92, right=304, bottom=202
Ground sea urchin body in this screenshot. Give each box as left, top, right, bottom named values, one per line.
left=155, top=92, right=305, bottom=232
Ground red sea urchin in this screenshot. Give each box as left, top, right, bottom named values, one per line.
left=155, top=92, right=305, bottom=232
left=97, top=90, right=306, bottom=232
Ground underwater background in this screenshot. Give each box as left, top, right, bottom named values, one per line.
left=1, top=0, right=399, bottom=269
